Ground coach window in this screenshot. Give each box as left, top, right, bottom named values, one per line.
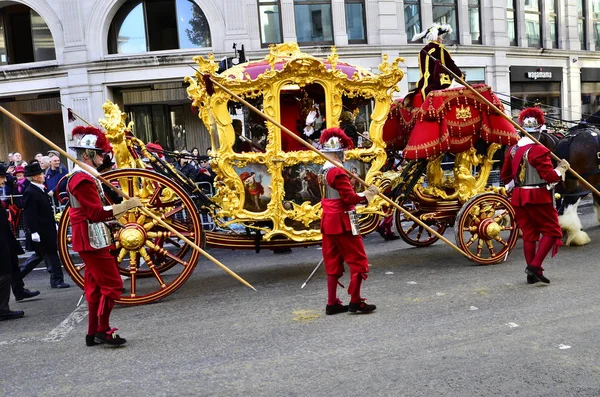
left=345, top=0, right=366, bottom=44
left=108, top=0, right=212, bottom=54
left=0, top=5, right=56, bottom=65
left=258, top=0, right=283, bottom=47
left=432, top=0, right=458, bottom=43
left=294, top=0, right=334, bottom=45
left=404, top=0, right=421, bottom=42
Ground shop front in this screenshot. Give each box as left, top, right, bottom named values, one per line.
left=580, top=68, right=600, bottom=121
left=509, top=66, right=563, bottom=121
left=111, top=82, right=210, bottom=153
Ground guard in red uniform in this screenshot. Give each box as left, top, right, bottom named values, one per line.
left=501, top=108, right=569, bottom=284
left=67, top=126, right=142, bottom=346
left=318, top=128, right=379, bottom=314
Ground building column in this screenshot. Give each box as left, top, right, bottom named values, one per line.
left=483, top=0, right=509, bottom=47
left=332, top=0, right=349, bottom=46
left=376, top=0, right=404, bottom=45
left=280, top=0, right=297, bottom=43
left=421, top=0, right=433, bottom=32
left=562, top=0, right=581, bottom=50
left=491, top=51, right=511, bottom=115
left=515, top=0, right=528, bottom=47
left=565, top=61, right=582, bottom=122
left=365, top=0, right=381, bottom=45
left=457, top=0, right=471, bottom=45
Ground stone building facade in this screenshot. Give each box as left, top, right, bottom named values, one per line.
left=0, top=0, right=599, bottom=160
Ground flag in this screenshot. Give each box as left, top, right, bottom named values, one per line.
left=67, top=108, right=77, bottom=122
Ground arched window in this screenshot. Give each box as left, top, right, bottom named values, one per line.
left=0, top=4, right=56, bottom=65
left=108, top=0, right=212, bottom=54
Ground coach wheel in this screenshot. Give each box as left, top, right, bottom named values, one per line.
left=454, top=192, right=518, bottom=265
left=58, top=168, right=202, bottom=305
left=394, top=200, right=446, bottom=247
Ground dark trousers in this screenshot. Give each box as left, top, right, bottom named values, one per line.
left=0, top=275, right=12, bottom=314
left=20, top=249, right=65, bottom=287
left=10, top=260, right=25, bottom=296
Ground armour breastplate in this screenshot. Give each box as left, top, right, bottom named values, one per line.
left=318, top=168, right=341, bottom=199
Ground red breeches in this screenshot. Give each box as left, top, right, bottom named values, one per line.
left=80, top=250, right=123, bottom=303
left=321, top=233, right=369, bottom=276
left=514, top=204, right=562, bottom=242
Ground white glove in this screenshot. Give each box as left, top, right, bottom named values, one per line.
left=112, top=197, right=143, bottom=218
left=554, top=159, right=570, bottom=181
left=31, top=232, right=41, bottom=242
left=505, top=180, right=515, bottom=192
left=363, top=185, right=380, bottom=203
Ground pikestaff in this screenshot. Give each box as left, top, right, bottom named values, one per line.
left=193, top=73, right=474, bottom=261
left=0, top=105, right=257, bottom=292
left=427, top=53, right=600, bottom=200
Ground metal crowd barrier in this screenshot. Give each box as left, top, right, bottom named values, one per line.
left=1, top=194, right=64, bottom=251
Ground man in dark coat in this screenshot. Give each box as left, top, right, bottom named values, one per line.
left=1, top=164, right=31, bottom=321
left=20, top=163, right=70, bottom=288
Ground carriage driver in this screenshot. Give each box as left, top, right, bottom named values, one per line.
left=318, top=127, right=379, bottom=314
left=501, top=107, right=569, bottom=284
left=404, top=23, right=464, bottom=107
left=67, top=126, right=142, bottom=346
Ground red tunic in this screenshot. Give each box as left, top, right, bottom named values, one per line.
left=501, top=142, right=562, bottom=242
left=67, top=172, right=115, bottom=252
left=67, top=171, right=122, bottom=302
left=501, top=143, right=561, bottom=206
left=320, top=167, right=369, bottom=276
left=320, top=168, right=366, bottom=234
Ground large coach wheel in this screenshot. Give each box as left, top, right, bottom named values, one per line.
left=454, top=192, right=518, bottom=265
left=58, top=168, right=203, bottom=305
left=394, top=200, right=446, bottom=247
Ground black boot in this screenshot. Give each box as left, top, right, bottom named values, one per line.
left=14, top=289, right=40, bottom=301
left=325, top=303, right=349, bottom=315
left=86, top=334, right=102, bottom=346
left=0, top=310, right=25, bottom=321
left=349, top=300, right=377, bottom=313
left=526, top=275, right=538, bottom=284
left=525, top=266, right=550, bottom=284
left=95, top=328, right=127, bottom=346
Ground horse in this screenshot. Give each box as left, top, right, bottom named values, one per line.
left=552, top=123, right=600, bottom=245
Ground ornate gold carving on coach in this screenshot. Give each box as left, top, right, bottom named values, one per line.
left=420, top=143, right=502, bottom=203
left=186, top=43, right=404, bottom=241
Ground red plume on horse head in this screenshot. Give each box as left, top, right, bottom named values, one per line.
left=71, top=125, right=112, bottom=153
left=518, top=107, right=545, bottom=128
left=319, top=127, right=354, bottom=151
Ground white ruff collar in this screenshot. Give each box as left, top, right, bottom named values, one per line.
left=517, top=136, right=535, bottom=147
left=72, top=163, right=98, bottom=178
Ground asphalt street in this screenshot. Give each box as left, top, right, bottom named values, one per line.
left=1, top=205, right=600, bottom=397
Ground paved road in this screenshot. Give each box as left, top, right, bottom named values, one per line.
left=1, top=206, right=599, bottom=396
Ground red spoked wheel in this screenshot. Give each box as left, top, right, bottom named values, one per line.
left=394, top=200, right=447, bottom=247
left=454, top=192, right=518, bottom=264
left=58, top=169, right=202, bottom=305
